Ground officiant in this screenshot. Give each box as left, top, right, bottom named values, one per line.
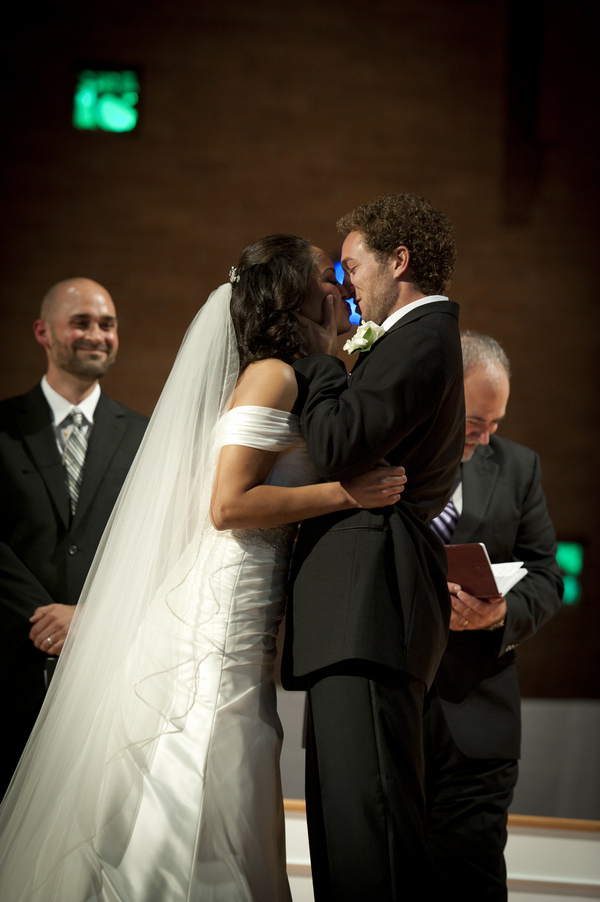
left=425, top=330, right=563, bottom=902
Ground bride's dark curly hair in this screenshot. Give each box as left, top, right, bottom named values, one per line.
left=230, top=234, right=317, bottom=375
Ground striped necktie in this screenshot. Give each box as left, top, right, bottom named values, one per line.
left=64, top=408, right=88, bottom=515
left=431, top=472, right=461, bottom=544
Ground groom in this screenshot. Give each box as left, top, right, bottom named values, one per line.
left=283, top=194, right=465, bottom=900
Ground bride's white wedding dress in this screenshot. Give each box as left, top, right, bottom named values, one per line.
left=0, top=405, right=318, bottom=902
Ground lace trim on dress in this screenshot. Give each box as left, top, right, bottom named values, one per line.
left=220, top=524, right=298, bottom=555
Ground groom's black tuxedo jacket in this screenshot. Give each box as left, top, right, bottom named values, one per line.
left=435, top=436, right=563, bottom=760
left=0, top=384, right=147, bottom=747
left=284, top=300, right=465, bottom=690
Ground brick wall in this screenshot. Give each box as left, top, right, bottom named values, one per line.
left=1, top=0, right=598, bottom=695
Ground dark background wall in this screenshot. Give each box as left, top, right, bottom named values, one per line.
left=1, top=0, right=599, bottom=696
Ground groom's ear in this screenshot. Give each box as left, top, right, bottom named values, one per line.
left=391, top=246, right=411, bottom=280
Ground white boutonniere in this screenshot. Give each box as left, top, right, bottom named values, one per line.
left=343, top=321, right=386, bottom=355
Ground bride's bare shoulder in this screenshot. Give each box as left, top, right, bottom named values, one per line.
left=231, top=359, right=298, bottom=412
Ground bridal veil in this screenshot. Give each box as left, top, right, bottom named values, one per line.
left=0, top=284, right=239, bottom=900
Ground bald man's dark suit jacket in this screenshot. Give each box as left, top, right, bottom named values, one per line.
left=435, top=435, right=563, bottom=760
left=0, top=384, right=147, bottom=793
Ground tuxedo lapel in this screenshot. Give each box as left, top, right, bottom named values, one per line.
left=15, top=386, right=70, bottom=528
left=349, top=300, right=460, bottom=379
left=348, top=325, right=391, bottom=378
left=73, top=393, right=127, bottom=527
left=348, top=348, right=370, bottom=377
left=452, top=446, right=499, bottom=544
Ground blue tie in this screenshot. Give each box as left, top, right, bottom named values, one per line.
left=431, top=472, right=461, bottom=544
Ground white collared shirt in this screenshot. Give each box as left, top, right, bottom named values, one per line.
left=380, top=295, right=449, bottom=332
left=452, top=473, right=463, bottom=515
left=41, top=376, right=101, bottom=455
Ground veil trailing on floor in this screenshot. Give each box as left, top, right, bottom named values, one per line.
left=0, top=284, right=239, bottom=900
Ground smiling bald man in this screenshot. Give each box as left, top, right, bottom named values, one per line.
left=0, top=278, right=148, bottom=795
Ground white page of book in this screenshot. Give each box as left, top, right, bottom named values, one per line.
left=490, top=561, right=527, bottom=596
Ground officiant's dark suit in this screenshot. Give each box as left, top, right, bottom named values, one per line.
left=0, top=386, right=147, bottom=793
left=432, top=437, right=562, bottom=758
left=284, top=297, right=465, bottom=899
left=425, top=336, right=563, bottom=901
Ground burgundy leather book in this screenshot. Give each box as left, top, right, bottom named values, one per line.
left=445, top=543, right=502, bottom=600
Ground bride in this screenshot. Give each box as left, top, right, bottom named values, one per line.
left=0, top=234, right=405, bottom=901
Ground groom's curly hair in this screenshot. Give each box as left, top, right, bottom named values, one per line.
left=337, top=193, right=456, bottom=295
left=231, top=235, right=317, bottom=375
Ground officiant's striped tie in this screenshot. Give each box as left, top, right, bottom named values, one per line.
left=64, top=408, right=88, bottom=515
left=431, top=473, right=461, bottom=543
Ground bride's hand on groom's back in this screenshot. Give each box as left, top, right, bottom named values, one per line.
left=341, top=464, right=407, bottom=509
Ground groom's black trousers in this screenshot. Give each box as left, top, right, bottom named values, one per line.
left=305, top=661, right=435, bottom=902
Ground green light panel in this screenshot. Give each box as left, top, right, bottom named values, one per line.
left=73, top=70, right=139, bottom=133
left=556, top=541, right=584, bottom=605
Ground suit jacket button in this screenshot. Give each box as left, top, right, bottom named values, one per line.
left=68, top=545, right=78, bottom=556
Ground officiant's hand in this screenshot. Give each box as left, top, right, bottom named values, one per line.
left=341, top=463, right=407, bottom=509
left=297, top=295, right=339, bottom=356
left=448, top=583, right=507, bottom=632
left=29, top=603, right=75, bottom=655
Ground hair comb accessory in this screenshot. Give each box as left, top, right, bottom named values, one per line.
left=229, top=266, right=240, bottom=284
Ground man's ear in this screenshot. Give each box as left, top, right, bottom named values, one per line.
left=392, top=245, right=411, bottom=279
left=33, top=319, right=51, bottom=348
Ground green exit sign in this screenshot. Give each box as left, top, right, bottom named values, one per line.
left=73, top=69, right=140, bottom=133
left=556, top=541, right=584, bottom=605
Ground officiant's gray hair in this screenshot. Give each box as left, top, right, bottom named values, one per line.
left=461, top=331, right=511, bottom=379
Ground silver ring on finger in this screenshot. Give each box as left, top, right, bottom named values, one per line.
left=46, top=635, right=53, bottom=645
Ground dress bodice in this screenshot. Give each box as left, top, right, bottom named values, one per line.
left=216, top=405, right=319, bottom=488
